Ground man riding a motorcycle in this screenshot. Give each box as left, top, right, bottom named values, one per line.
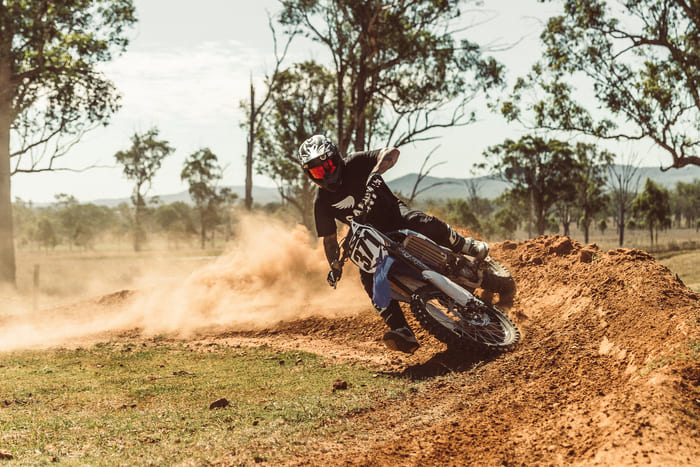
left=298, top=134, right=489, bottom=354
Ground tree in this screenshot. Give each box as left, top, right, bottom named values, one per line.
left=492, top=205, right=521, bottom=239
left=632, top=178, right=671, bottom=247
left=444, top=198, right=480, bottom=233
left=488, top=191, right=527, bottom=239
left=463, top=178, right=494, bottom=220
left=607, top=155, right=642, bottom=246
left=478, top=135, right=577, bottom=236
left=35, top=217, right=57, bottom=251
left=549, top=143, right=611, bottom=241
left=572, top=143, right=613, bottom=243
left=114, top=128, right=173, bottom=251
left=54, top=194, right=114, bottom=249
left=153, top=201, right=196, bottom=248
left=180, top=148, right=224, bottom=249
left=256, top=61, right=337, bottom=229
left=553, top=174, right=579, bottom=236
left=672, top=179, right=700, bottom=228
left=240, top=18, right=294, bottom=211
left=0, top=0, right=136, bottom=284
left=217, top=187, right=238, bottom=242
left=278, top=0, right=504, bottom=153
left=598, top=218, right=608, bottom=236
left=11, top=197, right=36, bottom=248
left=503, top=0, right=700, bottom=169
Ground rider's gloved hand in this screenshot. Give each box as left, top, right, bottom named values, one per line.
left=327, top=260, right=343, bottom=288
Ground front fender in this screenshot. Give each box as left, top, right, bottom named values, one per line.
left=421, top=270, right=475, bottom=307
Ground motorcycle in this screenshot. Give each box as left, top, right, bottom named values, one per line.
left=334, top=175, right=520, bottom=351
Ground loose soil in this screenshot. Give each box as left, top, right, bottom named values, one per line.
left=10, top=235, right=700, bottom=465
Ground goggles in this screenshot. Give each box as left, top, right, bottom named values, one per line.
left=306, top=156, right=337, bottom=180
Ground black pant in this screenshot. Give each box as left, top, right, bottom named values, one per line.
left=360, top=269, right=409, bottom=330
left=396, top=201, right=465, bottom=252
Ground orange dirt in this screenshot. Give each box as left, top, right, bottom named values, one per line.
left=16, top=235, right=700, bottom=465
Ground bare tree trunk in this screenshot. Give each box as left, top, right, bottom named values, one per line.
left=618, top=209, right=626, bottom=247
left=243, top=22, right=295, bottom=210
left=245, top=81, right=254, bottom=210
left=133, top=191, right=144, bottom=252
left=0, top=102, right=15, bottom=285
left=200, top=210, right=206, bottom=249
left=0, top=53, right=16, bottom=284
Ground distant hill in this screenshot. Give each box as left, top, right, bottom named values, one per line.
left=90, top=185, right=282, bottom=208
left=387, top=164, right=700, bottom=202
left=386, top=174, right=509, bottom=201
left=630, top=164, right=700, bottom=188
left=79, top=164, right=700, bottom=207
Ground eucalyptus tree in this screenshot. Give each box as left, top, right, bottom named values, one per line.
left=240, top=18, right=295, bottom=211
left=502, top=0, right=700, bottom=170
left=607, top=154, right=642, bottom=246
left=278, top=0, right=504, bottom=153
left=632, top=178, right=672, bottom=247
left=672, top=180, right=700, bottom=228
left=256, top=60, right=336, bottom=230
left=114, top=128, right=174, bottom=251
left=572, top=143, right=614, bottom=243
left=153, top=201, right=196, bottom=248
left=478, top=136, right=577, bottom=237
left=0, top=0, right=136, bottom=283
left=181, top=148, right=224, bottom=249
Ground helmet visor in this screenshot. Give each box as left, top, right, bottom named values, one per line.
left=307, top=157, right=338, bottom=180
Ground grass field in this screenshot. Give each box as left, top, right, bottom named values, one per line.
left=656, top=251, right=700, bottom=292
left=0, top=341, right=421, bottom=465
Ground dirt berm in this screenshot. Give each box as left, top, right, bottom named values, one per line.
left=215, top=234, right=699, bottom=466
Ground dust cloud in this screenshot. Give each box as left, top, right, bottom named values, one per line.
left=0, top=214, right=370, bottom=351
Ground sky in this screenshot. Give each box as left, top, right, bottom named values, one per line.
left=11, top=0, right=665, bottom=204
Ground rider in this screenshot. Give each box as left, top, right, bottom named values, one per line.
left=298, top=134, right=489, bottom=354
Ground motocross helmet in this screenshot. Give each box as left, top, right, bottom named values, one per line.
left=298, top=135, right=344, bottom=191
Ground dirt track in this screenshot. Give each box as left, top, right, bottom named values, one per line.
left=205, top=235, right=700, bottom=466
left=17, top=235, right=700, bottom=465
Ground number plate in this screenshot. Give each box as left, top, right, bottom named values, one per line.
left=348, top=225, right=387, bottom=273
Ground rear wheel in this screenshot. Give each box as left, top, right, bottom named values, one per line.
left=410, top=286, right=520, bottom=350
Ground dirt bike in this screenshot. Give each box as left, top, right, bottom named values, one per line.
left=335, top=175, right=520, bottom=351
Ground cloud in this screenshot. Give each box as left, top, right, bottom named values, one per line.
left=101, top=40, right=265, bottom=127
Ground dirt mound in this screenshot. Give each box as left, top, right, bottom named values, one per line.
left=275, top=235, right=700, bottom=465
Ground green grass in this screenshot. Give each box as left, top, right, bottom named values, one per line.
left=656, top=250, right=700, bottom=292
left=0, top=341, right=420, bottom=465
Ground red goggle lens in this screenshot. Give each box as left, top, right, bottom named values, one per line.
left=308, top=158, right=337, bottom=179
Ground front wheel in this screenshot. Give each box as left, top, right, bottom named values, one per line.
left=410, top=286, right=520, bottom=350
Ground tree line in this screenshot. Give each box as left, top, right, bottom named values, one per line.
left=12, top=168, right=700, bottom=252
left=2, top=0, right=699, bottom=285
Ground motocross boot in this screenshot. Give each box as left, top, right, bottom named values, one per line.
left=462, top=237, right=489, bottom=261
left=379, top=305, right=420, bottom=354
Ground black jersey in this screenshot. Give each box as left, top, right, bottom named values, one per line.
left=314, top=150, right=402, bottom=237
